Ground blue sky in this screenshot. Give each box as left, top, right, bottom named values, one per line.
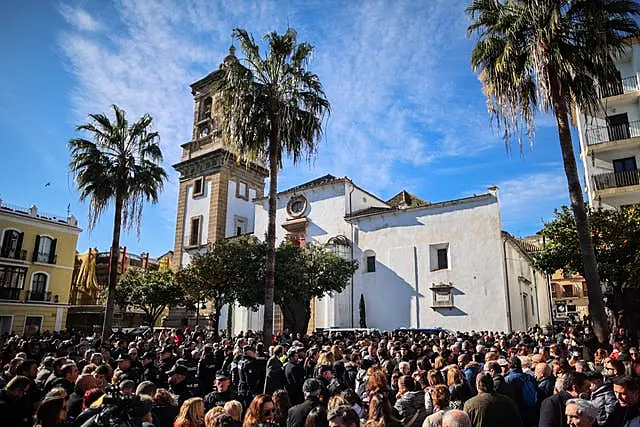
left=0, top=0, right=575, bottom=256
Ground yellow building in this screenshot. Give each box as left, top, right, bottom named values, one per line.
left=0, top=200, right=81, bottom=334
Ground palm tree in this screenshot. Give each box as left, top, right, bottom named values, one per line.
left=467, top=0, right=640, bottom=343
left=213, top=28, right=330, bottom=343
left=69, top=105, right=167, bottom=335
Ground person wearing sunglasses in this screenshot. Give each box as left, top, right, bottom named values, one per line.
left=244, top=394, right=277, bottom=427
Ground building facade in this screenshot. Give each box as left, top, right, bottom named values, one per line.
left=169, top=49, right=268, bottom=327
left=0, top=200, right=81, bottom=334
left=230, top=176, right=550, bottom=333
left=550, top=270, right=589, bottom=322
left=577, top=38, right=640, bottom=209
left=66, top=248, right=173, bottom=330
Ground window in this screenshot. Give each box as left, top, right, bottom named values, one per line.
left=567, top=304, right=577, bottom=313
left=1, top=230, right=23, bottom=259
left=0, top=265, right=26, bottom=299
left=200, top=97, right=212, bottom=121
left=236, top=180, right=249, bottom=200
left=24, top=316, right=42, bottom=336
left=193, top=177, right=204, bottom=198
left=563, top=284, right=574, bottom=297
left=326, top=235, right=351, bottom=260
left=0, top=316, right=12, bottom=335
left=33, top=236, right=56, bottom=264
left=189, top=217, right=201, bottom=246
left=30, top=273, right=47, bottom=301
left=234, top=216, right=248, bottom=236
left=366, top=256, right=376, bottom=273
left=430, top=243, right=449, bottom=271
left=198, top=125, right=210, bottom=138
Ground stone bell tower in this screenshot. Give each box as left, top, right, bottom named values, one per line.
left=167, top=48, right=268, bottom=327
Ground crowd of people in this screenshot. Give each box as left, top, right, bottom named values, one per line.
left=0, top=322, right=638, bottom=427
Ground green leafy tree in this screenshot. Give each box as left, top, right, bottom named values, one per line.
left=114, top=269, right=184, bottom=327
left=467, top=0, right=640, bottom=343
left=213, top=28, right=330, bottom=343
left=534, top=206, right=640, bottom=342
left=69, top=105, right=168, bottom=334
left=235, top=241, right=358, bottom=335
left=176, top=235, right=262, bottom=338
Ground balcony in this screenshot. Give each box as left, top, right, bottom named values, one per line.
left=33, top=253, right=57, bottom=264
left=600, top=75, right=640, bottom=98
left=586, top=120, right=640, bottom=146
left=26, top=290, right=52, bottom=302
left=0, top=288, right=22, bottom=300
left=593, top=169, right=640, bottom=191
left=0, top=249, right=27, bottom=261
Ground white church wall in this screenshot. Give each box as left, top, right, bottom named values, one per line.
left=353, top=195, right=510, bottom=332
left=347, top=182, right=389, bottom=214
left=180, top=181, right=210, bottom=267
left=225, top=180, right=257, bottom=238
left=503, top=239, right=539, bottom=331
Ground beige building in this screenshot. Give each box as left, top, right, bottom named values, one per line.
left=0, top=200, right=81, bottom=334
left=550, top=270, right=589, bottom=321
left=168, top=48, right=268, bottom=328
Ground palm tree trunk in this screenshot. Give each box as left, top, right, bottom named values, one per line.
left=102, top=196, right=123, bottom=336
left=550, top=77, right=610, bottom=344
left=263, top=132, right=280, bottom=344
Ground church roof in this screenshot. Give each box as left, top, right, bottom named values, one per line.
left=386, top=190, right=429, bottom=208
left=282, top=174, right=343, bottom=194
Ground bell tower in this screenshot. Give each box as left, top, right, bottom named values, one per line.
left=172, top=48, right=268, bottom=271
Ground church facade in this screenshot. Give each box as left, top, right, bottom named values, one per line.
left=171, top=54, right=551, bottom=333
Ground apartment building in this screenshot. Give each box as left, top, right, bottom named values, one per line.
left=0, top=199, right=81, bottom=334
left=577, top=38, right=640, bottom=209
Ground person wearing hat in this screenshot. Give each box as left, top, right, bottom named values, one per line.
left=114, top=353, right=139, bottom=384
left=141, top=351, right=161, bottom=386
left=204, top=372, right=238, bottom=411
left=287, top=378, right=323, bottom=427
left=198, top=345, right=217, bottom=395
left=167, top=364, right=193, bottom=406
left=237, top=345, right=260, bottom=403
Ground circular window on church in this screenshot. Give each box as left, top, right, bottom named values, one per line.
left=287, top=195, right=308, bottom=218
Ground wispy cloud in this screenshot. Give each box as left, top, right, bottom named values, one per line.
left=58, top=4, right=104, bottom=32
left=58, top=0, right=513, bottom=229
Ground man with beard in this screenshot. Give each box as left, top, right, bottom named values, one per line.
left=285, top=348, right=306, bottom=405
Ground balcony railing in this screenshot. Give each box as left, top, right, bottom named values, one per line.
left=586, top=120, right=640, bottom=146
left=0, top=288, right=22, bottom=300
left=593, top=169, right=640, bottom=191
left=600, top=75, right=640, bottom=98
left=0, top=249, right=28, bottom=261
left=27, top=291, right=52, bottom=302
left=34, top=253, right=57, bottom=264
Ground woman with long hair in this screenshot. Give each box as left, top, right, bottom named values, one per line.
left=243, top=394, right=277, bottom=427
left=175, top=397, right=206, bottom=427
left=368, top=393, right=402, bottom=427
left=446, top=367, right=470, bottom=409
left=424, top=369, right=445, bottom=416
left=272, top=390, right=291, bottom=427
left=35, top=396, right=67, bottom=427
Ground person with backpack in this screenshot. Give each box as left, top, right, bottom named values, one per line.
left=503, top=356, right=537, bottom=427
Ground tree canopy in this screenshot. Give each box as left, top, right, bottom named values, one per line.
left=114, top=269, right=184, bottom=327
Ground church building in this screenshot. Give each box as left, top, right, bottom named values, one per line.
left=171, top=51, right=551, bottom=333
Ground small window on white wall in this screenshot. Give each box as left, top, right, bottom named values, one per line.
left=364, top=250, right=376, bottom=273
left=236, top=180, right=249, bottom=200
left=193, top=177, right=204, bottom=198
left=430, top=243, right=450, bottom=271
left=234, top=216, right=248, bottom=236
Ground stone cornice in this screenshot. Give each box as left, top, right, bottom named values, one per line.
left=173, top=149, right=268, bottom=181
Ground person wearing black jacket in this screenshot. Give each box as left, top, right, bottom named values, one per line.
left=538, top=371, right=588, bottom=427
left=238, top=347, right=261, bottom=403
left=265, top=346, right=286, bottom=395
left=287, top=378, right=322, bottom=427
left=284, top=350, right=305, bottom=405
left=204, top=373, right=238, bottom=410
left=198, top=346, right=217, bottom=395
left=141, top=351, right=161, bottom=386
left=0, top=376, right=35, bottom=427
